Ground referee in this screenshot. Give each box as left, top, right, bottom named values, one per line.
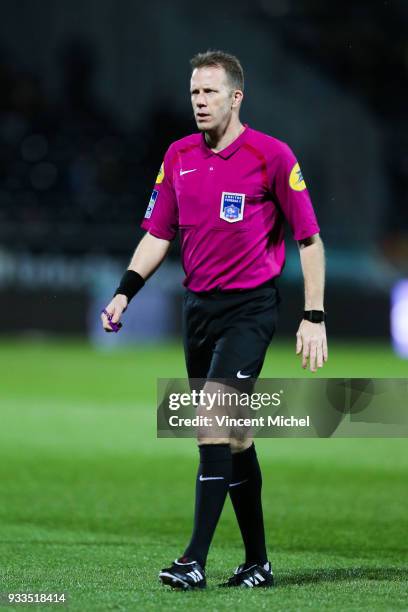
left=101, top=50, right=327, bottom=590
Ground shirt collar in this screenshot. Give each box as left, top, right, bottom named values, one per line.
left=200, top=124, right=249, bottom=159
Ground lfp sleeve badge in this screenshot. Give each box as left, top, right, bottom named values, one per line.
left=220, top=192, right=245, bottom=223
left=144, top=189, right=158, bottom=219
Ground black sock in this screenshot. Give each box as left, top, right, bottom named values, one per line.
left=229, top=443, right=268, bottom=566
left=183, top=444, right=232, bottom=568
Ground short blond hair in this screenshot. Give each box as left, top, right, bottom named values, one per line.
left=190, top=50, right=244, bottom=91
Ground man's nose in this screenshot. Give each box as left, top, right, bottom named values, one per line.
left=196, top=94, right=207, bottom=107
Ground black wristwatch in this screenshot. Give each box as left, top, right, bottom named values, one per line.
left=303, top=310, right=326, bottom=323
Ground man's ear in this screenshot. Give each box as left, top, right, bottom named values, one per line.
left=231, top=90, right=243, bottom=108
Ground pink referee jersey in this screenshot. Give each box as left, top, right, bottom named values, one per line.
left=141, top=125, right=320, bottom=292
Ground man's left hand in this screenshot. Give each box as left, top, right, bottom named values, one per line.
left=296, top=320, right=328, bottom=373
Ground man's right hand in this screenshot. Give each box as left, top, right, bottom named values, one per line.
left=101, top=294, right=128, bottom=332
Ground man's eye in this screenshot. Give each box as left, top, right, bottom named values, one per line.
left=191, top=89, right=216, bottom=96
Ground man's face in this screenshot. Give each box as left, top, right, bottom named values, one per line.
left=190, top=66, right=236, bottom=131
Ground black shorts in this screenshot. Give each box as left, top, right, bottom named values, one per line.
left=182, top=279, right=280, bottom=381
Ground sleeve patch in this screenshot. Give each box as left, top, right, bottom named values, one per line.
left=144, top=189, right=158, bottom=219
left=155, top=162, right=164, bottom=184
left=289, top=162, right=306, bottom=191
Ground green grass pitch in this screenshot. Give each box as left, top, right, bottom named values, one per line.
left=0, top=339, right=407, bottom=610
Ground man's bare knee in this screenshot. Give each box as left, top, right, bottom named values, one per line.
left=197, top=436, right=230, bottom=446
left=230, top=437, right=253, bottom=454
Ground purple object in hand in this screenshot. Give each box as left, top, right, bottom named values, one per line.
left=102, top=309, right=122, bottom=333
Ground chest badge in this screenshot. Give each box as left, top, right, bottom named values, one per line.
left=220, top=192, right=245, bottom=223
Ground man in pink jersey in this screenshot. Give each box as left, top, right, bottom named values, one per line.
left=101, top=50, right=327, bottom=590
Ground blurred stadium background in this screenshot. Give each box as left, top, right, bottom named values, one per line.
left=0, top=1, right=407, bottom=609
left=0, top=0, right=407, bottom=345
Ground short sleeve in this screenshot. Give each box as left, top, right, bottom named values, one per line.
left=271, top=144, right=320, bottom=241
left=141, top=144, right=178, bottom=240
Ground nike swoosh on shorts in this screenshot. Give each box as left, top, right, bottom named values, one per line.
left=237, top=371, right=251, bottom=378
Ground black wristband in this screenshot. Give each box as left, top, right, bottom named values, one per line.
left=303, top=310, right=326, bottom=323
left=114, top=270, right=145, bottom=303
